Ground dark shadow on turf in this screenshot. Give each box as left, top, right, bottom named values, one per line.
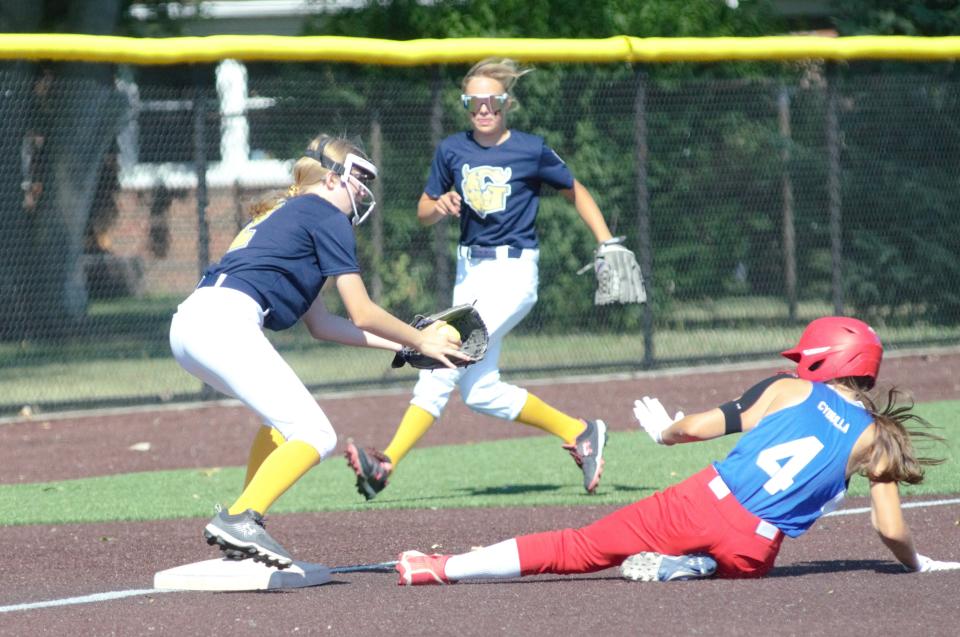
left=362, top=482, right=652, bottom=504
left=458, top=484, right=563, bottom=496
left=458, top=483, right=656, bottom=497
left=352, top=484, right=563, bottom=504
left=604, top=484, right=655, bottom=493
left=767, top=559, right=903, bottom=577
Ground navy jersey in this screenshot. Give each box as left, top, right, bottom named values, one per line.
left=424, top=130, right=574, bottom=249
left=203, top=195, right=360, bottom=331
left=714, top=382, right=874, bottom=537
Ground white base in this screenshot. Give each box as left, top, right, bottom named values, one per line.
left=154, top=558, right=331, bottom=591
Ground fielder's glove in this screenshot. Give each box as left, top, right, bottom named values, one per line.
left=633, top=396, right=684, bottom=445
left=580, top=237, right=647, bottom=305
left=391, top=303, right=489, bottom=370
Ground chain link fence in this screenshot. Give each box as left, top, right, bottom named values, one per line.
left=1, top=60, right=958, bottom=416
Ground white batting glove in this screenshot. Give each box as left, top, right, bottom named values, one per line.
left=633, top=396, right=684, bottom=445
left=914, top=553, right=960, bottom=573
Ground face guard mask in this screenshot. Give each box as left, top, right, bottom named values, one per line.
left=305, top=146, right=379, bottom=226
left=340, top=153, right=378, bottom=226
left=460, top=93, right=509, bottom=114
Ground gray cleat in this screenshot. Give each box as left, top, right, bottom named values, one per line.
left=345, top=441, right=392, bottom=501
left=203, top=506, right=293, bottom=569
left=563, top=419, right=608, bottom=494
left=619, top=552, right=717, bottom=582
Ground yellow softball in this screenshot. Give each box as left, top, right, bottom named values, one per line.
left=438, top=323, right=461, bottom=343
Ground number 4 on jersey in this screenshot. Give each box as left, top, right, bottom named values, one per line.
left=756, top=436, right=824, bottom=495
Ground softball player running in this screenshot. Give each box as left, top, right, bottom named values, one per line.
left=395, top=317, right=960, bottom=584
left=169, top=135, right=467, bottom=568
left=346, top=58, right=617, bottom=498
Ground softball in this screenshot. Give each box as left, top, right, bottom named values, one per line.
left=438, top=323, right=461, bottom=343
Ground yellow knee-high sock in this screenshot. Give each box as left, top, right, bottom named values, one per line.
left=515, top=393, right=585, bottom=444
left=229, top=440, right=320, bottom=515
left=243, top=426, right=287, bottom=488
left=382, top=405, right=436, bottom=466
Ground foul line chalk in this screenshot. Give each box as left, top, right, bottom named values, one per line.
left=3, top=497, right=958, bottom=614
left=0, top=589, right=172, bottom=614
left=826, top=497, right=960, bottom=517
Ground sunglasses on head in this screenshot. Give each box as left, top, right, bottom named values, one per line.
left=460, top=93, right=509, bottom=113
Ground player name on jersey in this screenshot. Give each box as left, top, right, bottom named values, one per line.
left=817, top=400, right=850, bottom=434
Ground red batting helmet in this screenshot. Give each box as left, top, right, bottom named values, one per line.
left=781, top=317, right=883, bottom=385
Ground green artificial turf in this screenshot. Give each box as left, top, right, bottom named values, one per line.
left=2, top=401, right=957, bottom=528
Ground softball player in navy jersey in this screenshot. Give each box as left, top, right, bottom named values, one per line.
left=169, top=135, right=467, bottom=568
left=395, top=317, right=960, bottom=584
left=346, top=58, right=616, bottom=498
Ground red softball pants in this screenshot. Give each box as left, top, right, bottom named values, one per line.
left=517, top=465, right=784, bottom=579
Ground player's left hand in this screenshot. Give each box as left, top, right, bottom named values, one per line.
left=915, top=554, right=960, bottom=572
left=391, top=304, right=488, bottom=370
left=633, top=396, right=683, bottom=445
left=416, top=321, right=471, bottom=370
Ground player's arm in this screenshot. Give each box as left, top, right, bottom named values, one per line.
left=658, top=408, right=724, bottom=445
left=333, top=272, right=467, bottom=368
left=417, top=191, right=461, bottom=226
left=301, top=292, right=401, bottom=352
left=869, top=480, right=921, bottom=570
left=559, top=180, right=613, bottom=243
left=635, top=374, right=793, bottom=445
left=868, top=467, right=960, bottom=573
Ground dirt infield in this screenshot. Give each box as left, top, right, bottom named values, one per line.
left=2, top=350, right=960, bottom=635
left=3, top=503, right=960, bottom=636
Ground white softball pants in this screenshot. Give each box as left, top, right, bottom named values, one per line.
left=410, top=247, right=539, bottom=420
left=168, top=286, right=337, bottom=458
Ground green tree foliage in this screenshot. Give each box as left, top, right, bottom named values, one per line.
left=825, top=2, right=960, bottom=323
left=308, top=0, right=776, bottom=40
left=295, top=0, right=960, bottom=329
left=297, top=0, right=789, bottom=330
left=831, top=0, right=960, bottom=36
left=835, top=74, right=960, bottom=324
left=0, top=0, right=129, bottom=338
left=0, top=0, right=189, bottom=340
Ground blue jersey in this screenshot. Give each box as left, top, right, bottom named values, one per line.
left=714, top=382, right=874, bottom=537
left=424, top=130, right=574, bottom=249
left=203, top=195, right=360, bottom=331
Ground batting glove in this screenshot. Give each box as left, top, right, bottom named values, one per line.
left=633, top=396, right=684, bottom=445
left=914, top=553, right=960, bottom=573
